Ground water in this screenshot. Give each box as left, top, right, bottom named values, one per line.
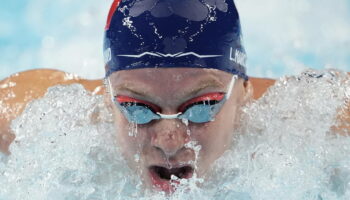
left=0, top=69, right=349, bottom=200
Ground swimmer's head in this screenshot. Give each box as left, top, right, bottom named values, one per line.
left=103, top=0, right=248, bottom=80
left=103, top=0, right=251, bottom=193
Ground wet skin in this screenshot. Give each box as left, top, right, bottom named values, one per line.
left=106, top=68, right=251, bottom=192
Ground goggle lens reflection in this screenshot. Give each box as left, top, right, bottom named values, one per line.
left=116, top=94, right=225, bottom=124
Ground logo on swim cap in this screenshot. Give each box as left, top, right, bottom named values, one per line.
left=117, top=52, right=222, bottom=58
left=104, top=0, right=248, bottom=80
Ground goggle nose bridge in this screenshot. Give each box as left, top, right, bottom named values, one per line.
left=156, top=112, right=183, bottom=120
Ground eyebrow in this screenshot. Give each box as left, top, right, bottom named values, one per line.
left=113, top=77, right=225, bottom=104
left=177, top=78, right=225, bottom=99
left=114, top=84, right=150, bottom=98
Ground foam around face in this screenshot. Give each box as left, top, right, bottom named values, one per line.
left=0, top=84, right=142, bottom=199
left=0, top=69, right=349, bottom=199
left=208, top=69, right=350, bottom=200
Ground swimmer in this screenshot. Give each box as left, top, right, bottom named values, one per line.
left=0, top=0, right=349, bottom=193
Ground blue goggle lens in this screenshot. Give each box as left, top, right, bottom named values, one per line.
left=120, top=104, right=159, bottom=124
left=119, top=101, right=223, bottom=124
left=179, top=104, right=218, bottom=123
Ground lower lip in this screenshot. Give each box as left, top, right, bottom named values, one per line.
left=149, top=169, right=180, bottom=193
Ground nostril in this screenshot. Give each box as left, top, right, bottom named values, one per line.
left=154, top=146, right=163, bottom=153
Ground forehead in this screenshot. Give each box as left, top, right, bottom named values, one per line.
left=108, top=68, right=233, bottom=104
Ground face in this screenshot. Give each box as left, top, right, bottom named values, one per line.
left=105, top=68, right=249, bottom=192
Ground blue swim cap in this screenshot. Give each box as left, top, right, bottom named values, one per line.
left=104, top=0, right=248, bottom=80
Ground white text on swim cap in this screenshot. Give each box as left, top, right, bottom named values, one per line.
left=230, top=48, right=247, bottom=66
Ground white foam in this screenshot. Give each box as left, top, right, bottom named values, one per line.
left=207, top=69, right=350, bottom=200
left=0, top=69, right=349, bottom=199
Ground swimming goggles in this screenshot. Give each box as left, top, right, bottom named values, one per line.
left=107, top=76, right=237, bottom=125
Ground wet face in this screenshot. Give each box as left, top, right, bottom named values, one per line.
left=106, top=68, right=248, bottom=192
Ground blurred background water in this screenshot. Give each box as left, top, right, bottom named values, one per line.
left=0, top=0, right=350, bottom=80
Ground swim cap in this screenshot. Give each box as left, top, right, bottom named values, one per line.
left=104, top=0, right=248, bottom=80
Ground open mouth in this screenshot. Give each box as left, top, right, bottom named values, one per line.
left=149, top=165, right=194, bottom=192
left=150, top=165, right=194, bottom=180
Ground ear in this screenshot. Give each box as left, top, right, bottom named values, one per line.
left=241, top=80, right=254, bottom=105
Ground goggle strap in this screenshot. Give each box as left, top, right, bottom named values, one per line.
left=107, top=78, right=115, bottom=103
left=226, top=75, right=238, bottom=100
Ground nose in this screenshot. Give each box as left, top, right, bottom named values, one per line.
left=151, top=119, right=190, bottom=157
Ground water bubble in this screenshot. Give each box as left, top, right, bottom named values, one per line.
left=181, top=118, right=189, bottom=126
left=128, top=122, right=138, bottom=137
left=134, top=154, right=140, bottom=163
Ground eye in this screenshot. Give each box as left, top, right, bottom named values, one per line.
left=116, top=95, right=161, bottom=113
left=178, top=92, right=225, bottom=112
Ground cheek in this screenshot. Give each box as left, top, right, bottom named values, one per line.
left=191, top=121, right=231, bottom=156
left=113, top=111, right=148, bottom=161
left=190, top=104, right=239, bottom=159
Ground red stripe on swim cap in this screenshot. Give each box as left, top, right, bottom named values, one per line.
left=105, top=0, right=121, bottom=30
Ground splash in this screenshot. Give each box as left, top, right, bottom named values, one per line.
left=0, top=84, right=142, bottom=199
left=207, top=69, right=350, bottom=200
left=0, top=69, right=349, bottom=199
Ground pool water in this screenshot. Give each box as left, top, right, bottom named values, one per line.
left=0, top=69, right=349, bottom=200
